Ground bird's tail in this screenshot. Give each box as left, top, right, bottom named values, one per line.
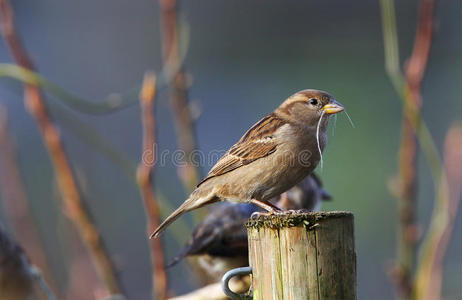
left=165, top=246, right=190, bottom=269
left=150, top=201, right=192, bottom=239
left=150, top=190, right=217, bottom=238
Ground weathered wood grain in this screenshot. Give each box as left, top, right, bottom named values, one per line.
left=246, top=211, right=356, bottom=300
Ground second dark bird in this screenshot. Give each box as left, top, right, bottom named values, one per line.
left=167, top=173, right=331, bottom=282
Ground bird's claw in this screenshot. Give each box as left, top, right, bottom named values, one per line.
left=251, top=208, right=308, bottom=219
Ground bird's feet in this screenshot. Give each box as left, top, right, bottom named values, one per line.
left=250, top=199, right=283, bottom=214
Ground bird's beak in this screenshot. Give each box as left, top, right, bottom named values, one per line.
left=321, top=100, right=344, bottom=114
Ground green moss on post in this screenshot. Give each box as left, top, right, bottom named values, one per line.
left=246, top=211, right=356, bottom=300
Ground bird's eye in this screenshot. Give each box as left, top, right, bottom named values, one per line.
left=309, top=98, right=318, bottom=106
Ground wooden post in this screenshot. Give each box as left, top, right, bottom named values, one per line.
left=246, top=211, right=356, bottom=300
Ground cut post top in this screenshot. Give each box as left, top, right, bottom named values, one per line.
left=245, top=210, right=353, bottom=230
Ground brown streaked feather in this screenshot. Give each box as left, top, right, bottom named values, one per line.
left=197, top=113, right=286, bottom=187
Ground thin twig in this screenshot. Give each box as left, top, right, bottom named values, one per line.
left=48, top=100, right=191, bottom=243
left=0, top=14, right=189, bottom=115
left=0, top=0, right=122, bottom=295
left=157, top=0, right=209, bottom=282
left=380, top=0, right=435, bottom=298
left=396, top=0, right=435, bottom=295
left=380, top=0, right=405, bottom=94
left=0, top=49, right=188, bottom=114
left=159, top=0, right=201, bottom=194
left=0, top=105, right=59, bottom=298
left=0, top=62, right=141, bottom=114
left=414, top=125, right=462, bottom=300
left=137, top=72, right=168, bottom=300
left=0, top=79, right=192, bottom=244
left=405, top=0, right=435, bottom=101
left=397, top=0, right=435, bottom=297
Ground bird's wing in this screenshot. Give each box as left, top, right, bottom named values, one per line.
left=197, top=113, right=286, bottom=187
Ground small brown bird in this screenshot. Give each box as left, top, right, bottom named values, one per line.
left=151, top=89, right=343, bottom=238
left=166, top=174, right=331, bottom=282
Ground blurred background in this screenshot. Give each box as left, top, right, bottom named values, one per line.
left=0, top=0, right=461, bottom=299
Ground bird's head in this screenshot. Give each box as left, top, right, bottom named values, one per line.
left=277, top=89, right=344, bottom=127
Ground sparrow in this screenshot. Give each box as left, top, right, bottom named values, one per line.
left=151, top=89, right=343, bottom=238
left=0, top=226, right=34, bottom=300
left=166, top=174, right=331, bottom=282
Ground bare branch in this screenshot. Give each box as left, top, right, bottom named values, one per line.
left=414, top=125, right=462, bottom=300
left=159, top=0, right=201, bottom=193
left=380, top=0, right=435, bottom=298
left=0, top=0, right=122, bottom=295
left=137, top=72, right=168, bottom=300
